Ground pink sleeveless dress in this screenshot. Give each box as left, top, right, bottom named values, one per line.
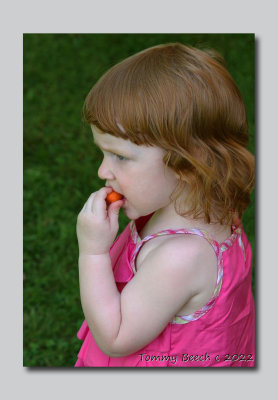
left=75, top=213, right=255, bottom=367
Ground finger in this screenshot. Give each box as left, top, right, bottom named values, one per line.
left=108, top=199, right=124, bottom=225
left=80, top=202, right=87, bottom=213
left=83, top=187, right=111, bottom=213
left=92, top=187, right=112, bottom=216
left=83, top=192, right=96, bottom=213
left=80, top=196, right=91, bottom=213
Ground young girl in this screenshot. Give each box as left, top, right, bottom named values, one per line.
left=75, top=43, right=255, bottom=367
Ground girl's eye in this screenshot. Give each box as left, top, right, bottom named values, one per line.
left=98, top=149, right=127, bottom=161
left=114, top=154, right=126, bottom=161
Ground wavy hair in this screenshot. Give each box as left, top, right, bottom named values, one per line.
left=84, top=43, right=254, bottom=224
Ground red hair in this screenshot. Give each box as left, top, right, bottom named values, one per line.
left=84, top=43, right=254, bottom=224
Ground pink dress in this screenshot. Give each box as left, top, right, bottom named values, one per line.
left=75, top=213, right=255, bottom=367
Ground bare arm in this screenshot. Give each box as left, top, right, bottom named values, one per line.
left=77, top=187, right=216, bottom=357
left=76, top=187, right=125, bottom=354
left=113, top=234, right=218, bottom=356
left=79, top=234, right=211, bottom=357
left=78, top=253, right=122, bottom=355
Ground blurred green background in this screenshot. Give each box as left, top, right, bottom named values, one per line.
left=23, top=34, right=255, bottom=367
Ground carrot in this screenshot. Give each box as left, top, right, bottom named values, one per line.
left=106, top=191, right=123, bottom=204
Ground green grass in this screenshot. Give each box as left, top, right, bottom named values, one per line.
left=24, top=34, right=255, bottom=366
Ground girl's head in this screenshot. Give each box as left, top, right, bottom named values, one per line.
left=84, top=43, right=254, bottom=224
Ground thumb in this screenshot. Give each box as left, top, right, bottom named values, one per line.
left=108, top=200, right=123, bottom=226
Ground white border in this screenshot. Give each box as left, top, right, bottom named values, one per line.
left=1, top=0, right=276, bottom=398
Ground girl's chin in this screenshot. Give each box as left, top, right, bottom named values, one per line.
left=121, top=203, right=140, bottom=220
left=121, top=206, right=134, bottom=219
left=121, top=200, right=155, bottom=220
left=123, top=209, right=152, bottom=222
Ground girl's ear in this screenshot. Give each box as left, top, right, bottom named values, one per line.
left=163, top=151, right=171, bottom=167
left=174, top=171, right=180, bottom=179
left=162, top=150, right=182, bottom=180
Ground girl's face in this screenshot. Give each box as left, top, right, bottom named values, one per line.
left=92, top=126, right=179, bottom=220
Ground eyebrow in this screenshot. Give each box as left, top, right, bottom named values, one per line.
left=93, top=138, right=123, bottom=153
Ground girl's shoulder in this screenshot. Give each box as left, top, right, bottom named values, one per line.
left=135, top=230, right=218, bottom=290
left=134, top=231, right=219, bottom=320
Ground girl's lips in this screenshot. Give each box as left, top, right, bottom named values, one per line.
left=106, top=186, right=124, bottom=197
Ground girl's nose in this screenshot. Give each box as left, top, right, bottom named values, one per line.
left=98, top=158, right=115, bottom=181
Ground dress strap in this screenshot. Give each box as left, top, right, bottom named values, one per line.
left=129, top=222, right=221, bottom=275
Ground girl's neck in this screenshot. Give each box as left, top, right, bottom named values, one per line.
left=140, top=203, right=232, bottom=243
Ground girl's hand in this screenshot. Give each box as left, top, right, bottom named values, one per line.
left=77, top=187, right=124, bottom=256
